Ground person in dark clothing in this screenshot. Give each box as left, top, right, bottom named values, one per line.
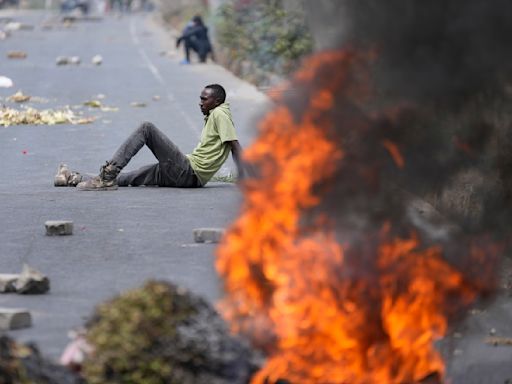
left=176, top=15, right=214, bottom=64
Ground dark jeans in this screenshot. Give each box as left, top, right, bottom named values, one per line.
left=184, top=38, right=213, bottom=63
left=111, top=122, right=201, bottom=188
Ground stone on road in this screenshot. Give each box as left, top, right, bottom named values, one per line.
left=193, top=227, right=225, bottom=243
left=0, top=308, right=32, bottom=331
left=45, top=220, right=74, bottom=236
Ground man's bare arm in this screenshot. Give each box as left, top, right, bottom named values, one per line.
left=228, top=140, right=247, bottom=180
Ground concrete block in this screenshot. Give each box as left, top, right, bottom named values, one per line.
left=0, top=308, right=32, bottom=330
left=15, top=264, right=50, bottom=294
left=193, top=228, right=225, bottom=243
left=0, top=274, right=19, bottom=293
left=45, top=220, right=73, bottom=236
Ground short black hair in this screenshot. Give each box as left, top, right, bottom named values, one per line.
left=192, top=15, right=204, bottom=25
left=205, top=84, right=226, bottom=103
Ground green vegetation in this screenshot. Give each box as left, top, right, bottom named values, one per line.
left=215, top=0, right=313, bottom=76
left=0, top=337, right=31, bottom=384
left=83, top=281, right=197, bottom=384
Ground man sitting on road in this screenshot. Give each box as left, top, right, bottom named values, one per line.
left=54, top=84, right=246, bottom=190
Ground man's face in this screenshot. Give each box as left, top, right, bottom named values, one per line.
left=199, top=88, right=220, bottom=116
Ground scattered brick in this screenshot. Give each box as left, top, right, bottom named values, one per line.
left=193, top=228, right=225, bottom=243
left=0, top=308, right=31, bottom=331
left=45, top=220, right=73, bottom=236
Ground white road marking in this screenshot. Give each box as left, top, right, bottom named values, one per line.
left=129, top=18, right=200, bottom=136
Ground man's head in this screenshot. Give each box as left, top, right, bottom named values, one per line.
left=192, top=15, right=204, bottom=26
left=199, top=84, right=226, bottom=116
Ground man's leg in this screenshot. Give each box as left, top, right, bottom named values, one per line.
left=77, top=121, right=199, bottom=189
left=184, top=39, right=192, bottom=63
left=117, top=163, right=159, bottom=186
left=110, top=121, right=182, bottom=170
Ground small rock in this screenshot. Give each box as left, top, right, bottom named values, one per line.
left=0, top=30, right=8, bottom=40
left=56, top=56, right=69, bottom=65
left=4, top=22, right=33, bottom=31
left=0, top=274, right=19, bottom=293
left=0, top=76, right=13, bottom=88
left=4, top=22, right=21, bottom=31
left=69, top=56, right=81, bottom=65
left=130, top=101, right=147, bottom=108
left=45, top=220, right=73, bottom=236
left=193, top=228, right=225, bottom=243
left=0, top=308, right=32, bottom=331
left=7, top=90, right=30, bottom=103
left=18, top=24, right=34, bottom=31
left=14, top=264, right=50, bottom=294
left=489, top=328, right=497, bottom=336
left=91, top=54, right=102, bottom=65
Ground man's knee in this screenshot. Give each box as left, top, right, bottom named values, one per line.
left=139, top=121, right=157, bottom=135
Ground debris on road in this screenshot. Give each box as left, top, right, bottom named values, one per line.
left=7, top=51, right=27, bottom=59
left=45, top=220, right=74, bottom=236
left=130, top=101, right=147, bottom=108
left=4, top=22, right=34, bottom=31
left=69, top=56, right=81, bottom=65
left=0, top=274, right=19, bottom=293
left=81, top=281, right=261, bottom=384
left=0, top=308, right=32, bottom=331
left=83, top=99, right=102, bottom=108
left=193, top=227, right=225, bottom=243
left=7, top=90, right=31, bottom=103
left=485, top=336, right=512, bottom=346
left=83, top=99, right=118, bottom=112
left=0, top=106, right=94, bottom=126
left=0, top=76, right=14, bottom=88
left=0, top=264, right=50, bottom=294
left=60, top=328, right=92, bottom=372
left=15, top=264, right=50, bottom=294
left=152, top=95, right=161, bottom=101
left=91, top=54, right=102, bottom=65
left=55, top=56, right=84, bottom=65
left=0, top=30, right=9, bottom=40
left=0, top=335, right=83, bottom=382
left=56, top=56, right=69, bottom=65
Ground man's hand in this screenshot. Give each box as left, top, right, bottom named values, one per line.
left=229, top=140, right=254, bottom=181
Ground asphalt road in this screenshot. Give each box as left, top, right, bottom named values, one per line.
left=0, top=8, right=268, bottom=359
left=2, top=8, right=512, bottom=384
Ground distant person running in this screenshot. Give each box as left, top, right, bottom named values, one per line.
left=54, top=84, right=246, bottom=190
left=176, top=15, right=214, bottom=64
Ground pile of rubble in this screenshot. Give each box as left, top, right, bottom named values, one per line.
left=80, top=280, right=262, bottom=384
left=0, top=335, right=83, bottom=384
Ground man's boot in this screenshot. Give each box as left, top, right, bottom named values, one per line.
left=54, top=164, right=83, bottom=187
left=76, top=161, right=120, bottom=191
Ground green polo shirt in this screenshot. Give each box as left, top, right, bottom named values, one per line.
left=186, top=103, right=238, bottom=185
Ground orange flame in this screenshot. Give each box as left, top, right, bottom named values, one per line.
left=216, top=51, right=493, bottom=384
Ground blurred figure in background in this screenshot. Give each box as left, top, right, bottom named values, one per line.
left=176, top=15, right=214, bottom=64
left=60, top=0, right=90, bottom=14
